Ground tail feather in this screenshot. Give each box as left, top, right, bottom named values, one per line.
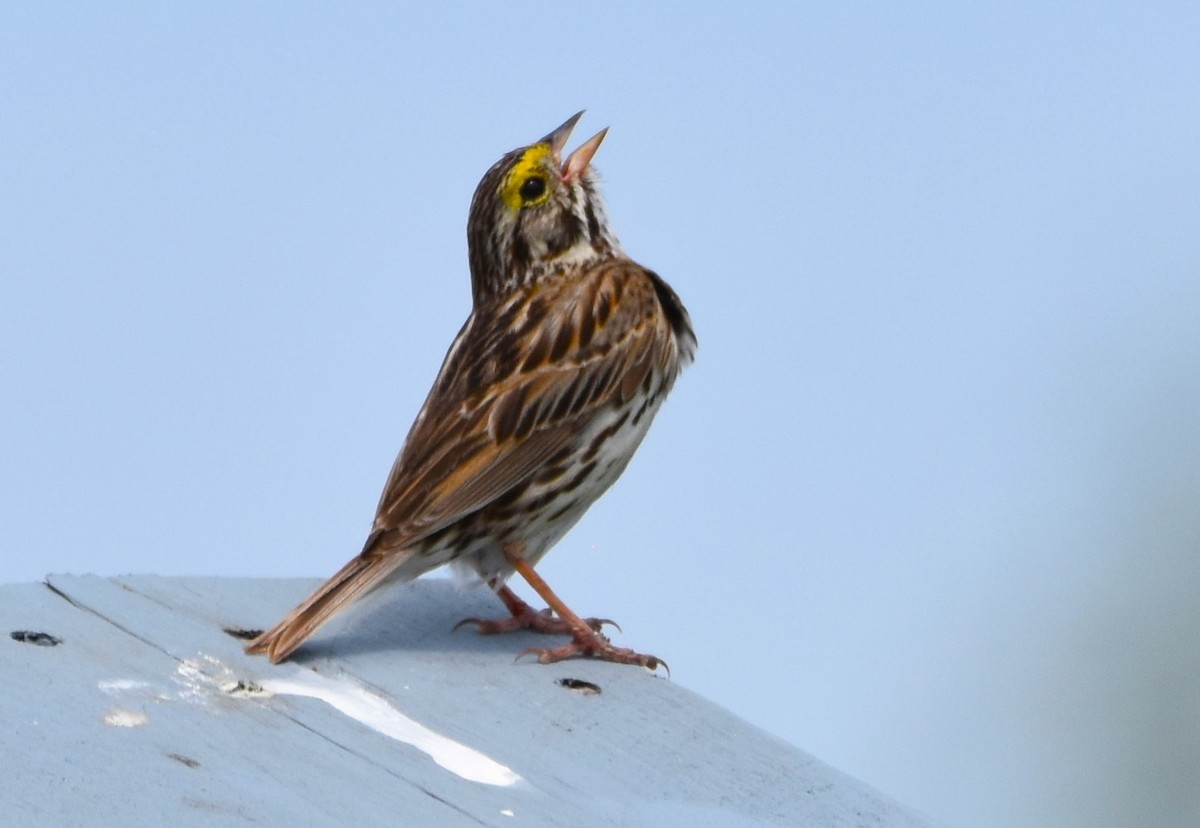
left=244, top=552, right=404, bottom=664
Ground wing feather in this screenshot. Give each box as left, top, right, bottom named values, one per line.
left=365, top=261, right=680, bottom=552
left=246, top=259, right=693, bottom=663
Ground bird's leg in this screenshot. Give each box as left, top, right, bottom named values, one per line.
left=454, top=582, right=577, bottom=635
left=453, top=568, right=613, bottom=636
left=503, top=544, right=667, bottom=673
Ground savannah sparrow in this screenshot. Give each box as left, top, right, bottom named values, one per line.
left=245, top=112, right=696, bottom=670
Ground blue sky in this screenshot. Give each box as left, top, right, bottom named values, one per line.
left=4, top=5, right=1198, bottom=826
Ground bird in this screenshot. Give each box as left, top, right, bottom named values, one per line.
left=245, top=112, right=696, bottom=670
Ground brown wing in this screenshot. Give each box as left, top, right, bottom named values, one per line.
left=365, top=258, right=685, bottom=552
left=245, top=259, right=690, bottom=663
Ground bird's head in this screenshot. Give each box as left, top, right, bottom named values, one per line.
left=467, top=112, right=620, bottom=305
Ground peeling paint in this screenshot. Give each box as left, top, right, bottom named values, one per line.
left=260, top=670, right=523, bottom=788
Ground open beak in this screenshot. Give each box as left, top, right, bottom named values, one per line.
left=542, top=111, right=584, bottom=157
left=563, top=127, right=607, bottom=183
left=541, top=111, right=608, bottom=183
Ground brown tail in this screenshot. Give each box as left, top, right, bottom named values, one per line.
left=244, top=551, right=404, bottom=664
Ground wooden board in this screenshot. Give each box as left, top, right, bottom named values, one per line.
left=2, top=575, right=932, bottom=826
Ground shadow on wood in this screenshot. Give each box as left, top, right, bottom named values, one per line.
left=3, top=575, right=934, bottom=827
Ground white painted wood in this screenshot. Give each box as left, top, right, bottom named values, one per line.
left=2, top=576, right=934, bottom=827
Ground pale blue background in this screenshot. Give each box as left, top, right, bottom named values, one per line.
left=4, top=5, right=1198, bottom=826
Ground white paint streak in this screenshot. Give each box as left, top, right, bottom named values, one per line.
left=174, top=654, right=248, bottom=703
left=260, top=670, right=522, bottom=788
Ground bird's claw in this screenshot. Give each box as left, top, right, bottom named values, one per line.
left=454, top=608, right=616, bottom=636
left=515, top=637, right=669, bottom=675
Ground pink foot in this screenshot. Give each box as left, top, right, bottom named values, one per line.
left=462, top=563, right=664, bottom=673
left=454, top=606, right=614, bottom=636
left=519, top=627, right=668, bottom=674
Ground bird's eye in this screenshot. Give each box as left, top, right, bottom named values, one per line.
left=519, top=176, right=546, bottom=202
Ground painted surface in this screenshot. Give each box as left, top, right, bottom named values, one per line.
left=3, top=575, right=932, bottom=826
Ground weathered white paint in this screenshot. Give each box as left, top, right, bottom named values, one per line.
left=260, top=669, right=522, bottom=787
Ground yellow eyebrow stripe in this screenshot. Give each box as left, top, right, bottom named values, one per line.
left=502, top=145, right=552, bottom=210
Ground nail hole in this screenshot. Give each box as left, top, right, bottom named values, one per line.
left=557, top=678, right=601, bottom=695
left=168, top=753, right=200, bottom=769
left=10, top=630, right=62, bottom=647
left=222, top=627, right=262, bottom=641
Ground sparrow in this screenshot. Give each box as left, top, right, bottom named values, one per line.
left=245, top=112, right=695, bottom=670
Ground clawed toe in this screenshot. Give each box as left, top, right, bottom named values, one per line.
left=516, top=634, right=668, bottom=675
left=587, top=617, right=620, bottom=633
left=452, top=617, right=487, bottom=634
left=454, top=607, right=617, bottom=636
left=475, top=565, right=664, bottom=672
left=453, top=610, right=552, bottom=635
